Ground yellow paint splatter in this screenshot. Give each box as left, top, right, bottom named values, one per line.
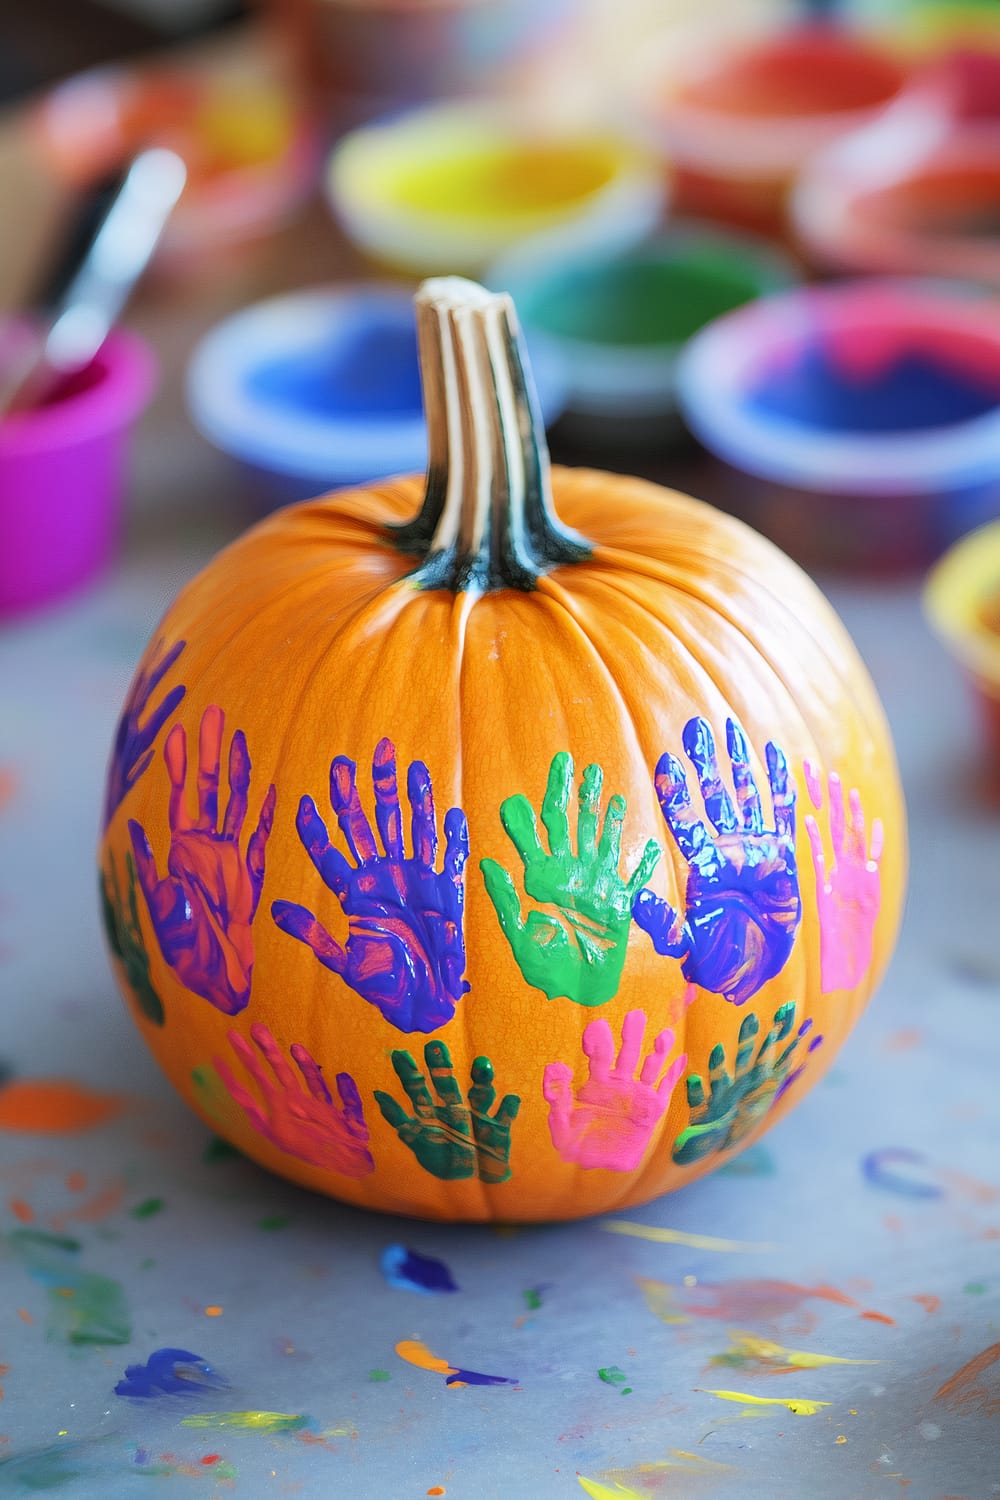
left=699, top=1388, right=831, bottom=1415
left=836, top=1435, right=847, bottom=1443
left=714, top=1329, right=880, bottom=1371
left=180, top=1411, right=307, bottom=1434
left=578, top=1478, right=646, bottom=1500
left=600, top=1451, right=735, bottom=1488
left=603, top=1221, right=776, bottom=1253
left=635, top=1276, right=688, bottom=1325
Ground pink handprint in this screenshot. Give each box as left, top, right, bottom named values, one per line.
left=542, top=1010, right=687, bottom=1172
left=214, top=1023, right=374, bottom=1178
left=804, top=761, right=883, bottom=994
left=128, top=706, right=275, bottom=1015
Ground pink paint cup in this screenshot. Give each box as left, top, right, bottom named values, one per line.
left=0, top=325, right=156, bottom=619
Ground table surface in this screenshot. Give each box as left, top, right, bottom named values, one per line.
left=2, top=55, right=1000, bottom=1500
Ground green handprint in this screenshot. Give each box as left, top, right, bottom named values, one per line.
left=374, top=1041, right=520, bottom=1183
left=481, top=753, right=660, bottom=1006
left=100, top=853, right=165, bottom=1026
left=672, top=1003, right=823, bottom=1165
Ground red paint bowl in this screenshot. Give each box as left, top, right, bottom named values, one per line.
left=0, top=326, right=156, bottom=619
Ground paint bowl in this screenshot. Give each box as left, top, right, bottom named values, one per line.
left=675, top=279, right=1000, bottom=572
left=326, top=101, right=665, bottom=276
left=638, top=25, right=906, bottom=234
left=489, top=226, right=798, bottom=446
left=925, top=520, right=1000, bottom=762
left=186, top=284, right=568, bottom=506
left=0, top=325, right=156, bottom=619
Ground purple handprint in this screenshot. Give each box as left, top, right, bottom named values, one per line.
left=633, top=717, right=801, bottom=1006
left=272, top=738, right=470, bottom=1034
left=128, top=705, right=276, bottom=1015
left=804, top=761, right=883, bottom=994
left=103, top=637, right=186, bottom=829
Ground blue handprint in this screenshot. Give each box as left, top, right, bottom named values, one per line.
left=272, top=738, right=470, bottom=1034
left=103, top=638, right=186, bottom=829
left=632, top=717, right=800, bottom=1006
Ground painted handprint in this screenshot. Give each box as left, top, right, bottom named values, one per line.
left=804, top=762, right=883, bottom=994
left=128, top=706, right=276, bottom=1015
left=481, top=753, right=660, bottom=1007
left=272, top=739, right=469, bottom=1034
left=672, top=1002, right=823, bottom=1165
left=543, top=1010, right=687, bottom=1172
left=103, top=638, right=185, bottom=829
left=213, top=1023, right=373, bottom=1178
left=375, top=1041, right=520, bottom=1183
left=99, top=853, right=165, bottom=1026
left=633, top=718, right=801, bottom=1006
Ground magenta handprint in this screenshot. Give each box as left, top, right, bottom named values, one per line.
left=214, top=1023, right=373, bottom=1178
left=103, top=638, right=185, bottom=829
left=128, top=706, right=276, bottom=1015
left=632, top=718, right=801, bottom=1006
left=804, top=762, right=883, bottom=994
left=272, top=738, right=469, bottom=1034
left=542, top=1010, right=687, bottom=1172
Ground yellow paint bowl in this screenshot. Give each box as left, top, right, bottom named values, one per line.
left=925, top=521, right=1000, bottom=759
left=326, top=102, right=665, bottom=274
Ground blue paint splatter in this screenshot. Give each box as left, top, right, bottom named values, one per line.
left=115, top=1347, right=227, bottom=1399
left=447, top=1366, right=517, bottom=1387
left=862, top=1148, right=945, bottom=1200
left=380, top=1244, right=459, bottom=1295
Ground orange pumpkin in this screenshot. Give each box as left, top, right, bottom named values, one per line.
left=99, top=277, right=905, bottom=1222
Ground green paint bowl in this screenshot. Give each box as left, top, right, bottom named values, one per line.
left=489, top=226, right=798, bottom=447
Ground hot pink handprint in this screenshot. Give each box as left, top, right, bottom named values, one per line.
left=128, top=706, right=276, bottom=1015
left=804, top=761, right=884, bottom=994
left=542, top=1010, right=687, bottom=1172
left=214, top=1023, right=374, bottom=1178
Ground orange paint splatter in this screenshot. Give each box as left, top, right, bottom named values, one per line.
left=204, top=1306, right=223, bottom=1317
left=65, top=1172, right=87, bottom=1193
left=940, top=1168, right=1000, bottom=1205
left=913, top=1294, right=941, bottom=1315
left=9, top=1199, right=33, bottom=1224
left=427, top=1489, right=446, bottom=1497
left=0, top=1363, right=9, bottom=1399
left=933, top=1341, right=1000, bottom=1415
left=49, top=1179, right=125, bottom=1228
left=860, top=1311, right=895, bottom=1325
left=0, top=769, right=15, bottom=807
left=16, top=1309, right=32, bottom=1325
left=396, top=1339, right=454, bottom=1377
left=0, top=1080, right=124, bottom=1134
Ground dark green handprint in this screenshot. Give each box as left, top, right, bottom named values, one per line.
left=374, top=1041, right=520, bottom=1183
left=481, top=753, right=660, bottom=1006
left=100, top=854, right=165, bottom=1027
left=672, top=1003, right=823, bottom=1165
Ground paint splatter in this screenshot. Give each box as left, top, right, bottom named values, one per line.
left=523, top=1286, right=546, bottom=1311
left=699, top=1388, right=830, bottom=1414
left=369, top=1369, right=390, bottom=1382
left=717, top=1144, right=776, bottom=1177
left=380, top=1245, right=459, bottom=1295
left=130, top=1198, right=163, bottom=1220
left=597, top=1452, right=735, bottom=1490
left=257, top=1214, right=291, bottom=1231
left=395, top=1338, right=516, bottom=1388
left=601, top=1221, right=775, bottom=1252
left=965, top=1282, right=988, bottom=1295
left=710, top=1330, right=879, bottom=1374
left=637, top=1276, right=860, bottom=1330
left=204, top=1305, right=223, bottom=1317
left=8, top=1229, right=131, bottom=1345
left=579, top=1478, right=646, bottom=1500
left=0, top=1079, right=125, bottom=1134
left=598, top=1365, right=632, bottom=1394
left=115, top=1348, right=226, bottom=1399
left=932, top=1342, right=1000, bottom=1415
left=913, top=1294, right=941, bottom=1314
left=202, top=1136, right=240, bottom=1164
left=862, top=1148, right=944, bottom=1199
left=130, top=1446, right=238, bottom=1478
left=180, top=1411, right=309, bottom=1434
left=635, top=1276, right=688, bottom=1325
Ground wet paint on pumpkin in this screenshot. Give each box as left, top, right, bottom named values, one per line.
left=481, top=752, right=659, bottom=1007
left=103, top=637, right=185, bottom=830
left=804, top=762, right=883, bottom=994
left=633, top=718, right=801, bottom=1006
left=673, top=1003, right=822, bottom=1165
left=129, top=705, right=275, bottom=1015
left=272, top=738, right=470, bottom=1034
left=375, top=1041, right=519, bottom=1183
left=542, top=1009, right=686, bottom=1171
left=9, top=1229, right=131, bottom=1345
left=115, top=1347, right=226, bottom=1398
left=395, top=1337, right=517, bottom=1388
left=214, top=1023, right=373, bottom=1177
left=100, top=854, right=164, bottom=1026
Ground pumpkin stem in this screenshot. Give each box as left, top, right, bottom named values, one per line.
left=392, top=276, right=591, bottom=592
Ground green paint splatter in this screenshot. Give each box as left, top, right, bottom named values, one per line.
left=523, top=1288, right=543, bottom=1310
left=139, top=1257, right=156, bottom=1271
left=180, top=1412, right=309, bottom=1434
left=598, top=1365, right=632, bottom=1394
left=130, top=1198, right=163, bottom=1220
left=0, top=1443, right=84, bottom=1489
left=964, top=1282, right=988, bottom=1295
left=8, top=1228, right=131, bottom=1346
left=257, top=1214, right=291, bottom=1231
left=202, top=1135, right=239, bottom=1165
left=369, top=1369, right=391, bottom=1382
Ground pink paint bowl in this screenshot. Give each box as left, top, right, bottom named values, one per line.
left=925, top=520, right=1000, bottom=763
left=638, top=25, right=906, bottom=234
left=675, top=279, right=1000, bottom=572
left=0, top=326, right=156, bottom=619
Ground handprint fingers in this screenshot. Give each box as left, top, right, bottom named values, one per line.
left=805, top=813, right=827, bottom=883
left=631, top=888, right=685, bottom=956
left=389, top=1050, right=436, bottom=1118
left=765, top=741, right=796, bottom=843
left=481, top=858, right=526, bottom=934
left=246, top=784, right=276, bottom=907
left=164, top=723, right=190, bottom=832
left=443, top=807, right=470, bottom=885
left=329, top=756, right=378, bottom=863
left=143, top=638, right=186, bottom=699
left=727, top=720, right=764, bottom=833
left=372, top=737, right=404, bottom=858
left=407, top=760, right=438, bottom=867
left=625, top=839, right=662, bottom=904
left=656, top=1050, right=688, bottom=1102
left=222, top=729, right=251, bottom=839
left=596, top=792, right=624, bottom=879
left=542, top=1061, right=574, bottom=1116
left=869, top=815, right=885, bottom=865
left=613, top=1009, right=646, bottom=1078
left=334, top=1072, right=367, bottom=1130
left=128, top=819, right=163, bottom=903
left=196, top=705, right=224, bottom=830
left=213, top=1050, right=268, bottom=1133
left=499, top=793, right=545, bottom=868
left=577, top=763, right=604, bottom=857
left=374, top=1089, right=410, bottom=1131
left=638, top=1024, right=677, bottom=1086
left=541, top=751, right=573, bottom=856
left=224, top=1028, right=275, bottom=1098
left=247, top=1022, right=298, bottom=1092
left=683, top=717, right=738, bottom=834
left=468, top=1055, right=496, bottom=1115
left=425, top=1041, right=463, bottom=1106
left=289, top=1041, right=333, bottom=1104
left=733, top=1013, right=760, bottom=1080
left=271, top=901, right=346, bottom=976
left=653, top=752, right=711, bottom=862
left=828, top=771, right=846, bottom=858
left=294, top=797, right=351, bottom=900
left=582, top=1018, right=615, bottom=1082
left=492, top=1094, right=521, bottom=1129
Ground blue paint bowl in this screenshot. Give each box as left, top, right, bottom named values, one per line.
left=676, top=278, right=1000, bottom=571
left=187, top=284, right=568, bottom=507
